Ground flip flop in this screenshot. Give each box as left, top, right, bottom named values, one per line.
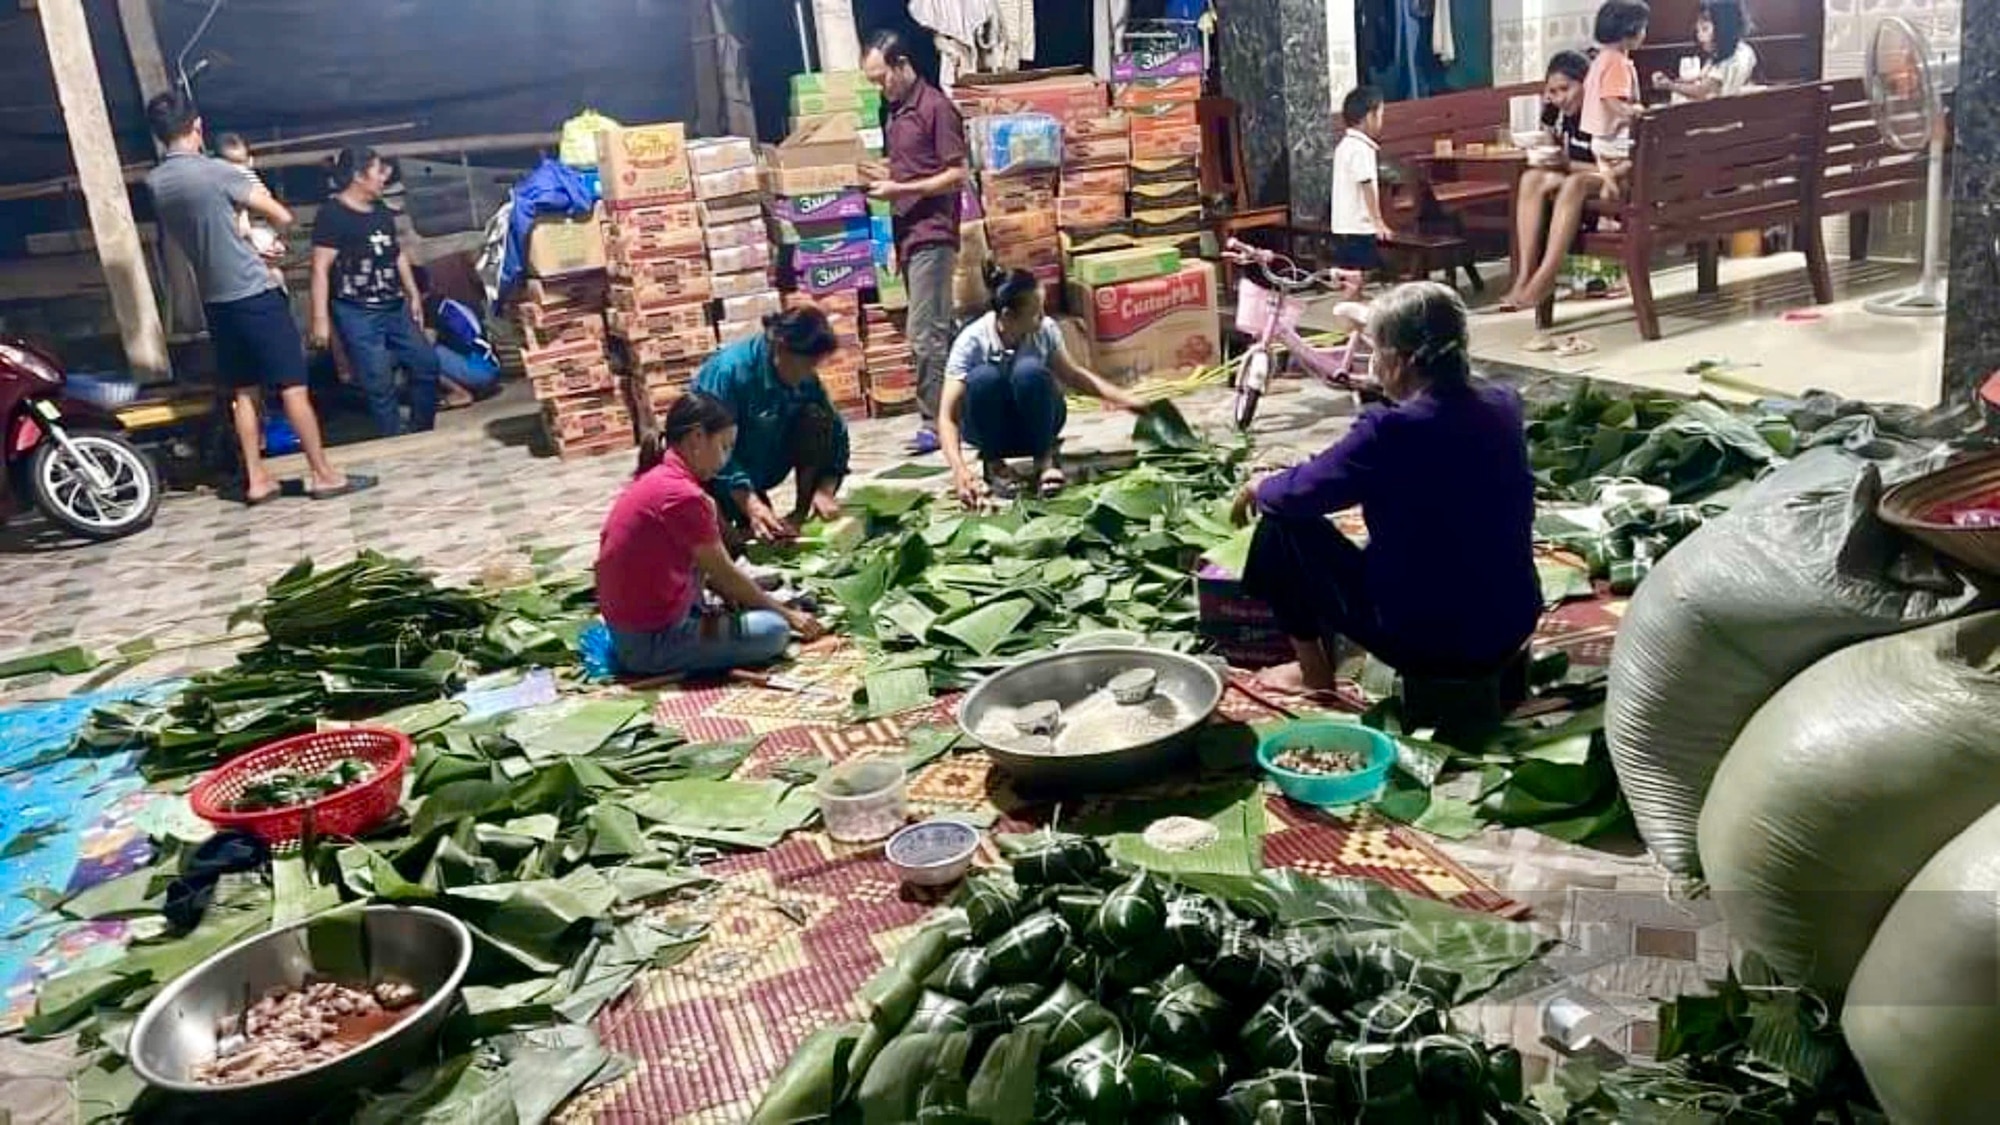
left=241, top=489, right=280, bottom=508
left=1554, top=336, right=1597, bottom=358
left=1523, top=335, right=1559, bottom=353
left=1038, top=466, right=1067, bottom=498
left=308, top=473, right=379, bottom=501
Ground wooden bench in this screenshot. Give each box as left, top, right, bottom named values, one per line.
left=1376, top=82, right=1542, bottom=254
left=1535, top=83, right=1834, bottom=341
left=1821, top=76, right=1947, bottom=262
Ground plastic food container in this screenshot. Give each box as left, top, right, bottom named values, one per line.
left=815, top=758, right=908, bottom=843
left=885, top=819, right=981, bottom=887
left=1256, top=720, right=1398, bottom=807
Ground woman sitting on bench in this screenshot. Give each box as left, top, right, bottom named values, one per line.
left=1230, top=282, right=1541, bottom=697
left=1500, top=50, right=1605, bottom=313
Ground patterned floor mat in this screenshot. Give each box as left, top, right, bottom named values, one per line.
left=574, top=650, right=1534, bottom=1124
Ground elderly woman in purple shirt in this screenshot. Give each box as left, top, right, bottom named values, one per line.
left=1231, top=283, right=1543, bottom=695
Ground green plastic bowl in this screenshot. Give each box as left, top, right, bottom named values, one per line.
left=1257, top=720, right=1398, bottom=807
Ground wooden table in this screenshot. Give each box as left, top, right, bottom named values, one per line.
left=1409, top=150, right=1533, bottom=283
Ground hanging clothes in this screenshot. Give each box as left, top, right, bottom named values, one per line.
left=992, top=0, right=1035, bottom=68
left=813, top=0, right=862, bottom=70
left=1093, top=0, right=1131, bottom=81
left=1432, top=0, right=1455, bottom=67
left=909, top=0, right=1001, bottom=92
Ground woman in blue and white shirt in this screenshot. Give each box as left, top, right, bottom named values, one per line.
left=940, top=266, right=1141, bottom=505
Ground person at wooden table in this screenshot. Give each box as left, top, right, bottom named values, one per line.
left=691, top=307, right=851, bottom=543
left=598, top=392, right=826, bottom=678
left=1653, top=0, right=1758, bottom=102
left=941, top=265, right=1143, bottom=505
left=1500, top=51, right=1600, bottom=312
left=1229, top=283, right=1541, bottom=696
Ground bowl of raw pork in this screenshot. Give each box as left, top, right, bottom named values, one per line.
left=958, top=647, right=1223, bottom=793
left=129, top=905, right=471, bottom=1110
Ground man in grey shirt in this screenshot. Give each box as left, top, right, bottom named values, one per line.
left=145, top=93, right=366, bottom=505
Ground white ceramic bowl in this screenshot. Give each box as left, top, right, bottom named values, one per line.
left=885, top=819, right=980, bottom=887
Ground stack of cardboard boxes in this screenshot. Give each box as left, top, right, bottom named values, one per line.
left=779, top=290, right=867, bottom=418
left=598, top=122, right=714, bottom=426
left=1115, top=46, right=1207, bottom=260
left=862, top=306, right=916, bottom=416
left=788, top=72, right=884, bottom=161
left=1065, top=244, right=1220, bottom=388
left=516, top=270, right=629, bottom=459
left=690, top=136, right=782, bottom=354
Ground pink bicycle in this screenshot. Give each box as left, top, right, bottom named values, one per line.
left=1222, top=238, right=1379, bottom=431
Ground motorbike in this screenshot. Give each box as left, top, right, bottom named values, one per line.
left=0, top=337, right=161, bottom=541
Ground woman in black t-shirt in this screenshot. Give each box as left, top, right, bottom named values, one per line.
left=1501, top=51, right=1599, bottom=311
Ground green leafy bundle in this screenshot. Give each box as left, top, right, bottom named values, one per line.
left=760, top=403, right=1251, bottom=689
left=750, top=836, right=1550, bottom=1123
left=72, top=552, right=595, bottom=778
left=1526, top=383, right=1794, bottom=505
left=1545, top=973, right=1874, bottom=1123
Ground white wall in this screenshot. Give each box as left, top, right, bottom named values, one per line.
left=1825, top=0, right=1961, bottom=81
left=1492, top=0, right=1601, bottom=85
left=1328, top=0, right=1359, bottom=99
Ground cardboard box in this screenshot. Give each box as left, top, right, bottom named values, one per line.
left=642, top=379, right=689, bottom=414
left=1069, top=260, right=1219, bottom=383
left=1061, top=227, right=1139, bottom=263
left=1131, top=128, right=1203, bottom=162
left=521, top=334, right=609, bottom=374
left=520, top=310, right=607, bottom=352
left=789, top=86, right=884, bottom=119
left=707, top=241, right=772, bottom=274
left=991, top=235, right=1061, bottom=272
left=763, top=164, right=859, bottom=199
left=610, top=272, right=715, bottom=310
left=1069, top=244, right=1181, bottom=288
left=699, top=196, right=765, bottom=227
left=1129, top=157, right=1200, bottom=188
left=715, top=317, right=763, bottom=345
left=603, top=202, right=705, bottom=259
left=984, top=208, right=1058, bottom=244
left=685, top=136, right=757, bottom=176
left=1065, top=112, right=1129, bottom=141
left=1131, top=205, right=1205, bottom=240
left=1115, top=77, right=1203, bottom=109
left=523, top=274, right=608, bottom=309
left=718, top=289, right=784, bottom=323
left=627, top=328, right=717, bottom=365
left=952, top=70, right=1108, bottom=119
left=790, top=70, right=874, bottom=98
left=528, top=361, right=618, bottom=401
left=704, top=218, right=767, bottom=252
left=516, top=295, right=606, bottom=331
left=1061, top=135, right=1132, bottom=168
left=1132, top=231, right=1210, bottom=260
left=1128, top=180, right=1203, bottom=211
left=597, top=123, right=692, bottom=206
left=527, top=208, right=607, bottom=277
left=981, top=174, right=1059, bottom=217
left=709, top=270, right=774, bottom=300
left=634, top=358, right=700, bottom=389
left=875, top=271, right=909, bottom=310
left=768, top=189, right=871, bottom=227
left=693, top=165, right=762, bottom=201
left=1125, top=101, right=1201, bottom=135
left=1113, top=47, right=1205, bottom=83
left=798, top=261, right=877, bottom=295
left=608, top=302, right=709, bottom=340
left=791, top=236, right=875, bottom=272
left=1062, top=166, right=1130, bottom=197
left=542, top=391, right=630, bottom=435
left=1056, top=194, right=1125, bottom=230
left=766, top=116, right=864, bottom=173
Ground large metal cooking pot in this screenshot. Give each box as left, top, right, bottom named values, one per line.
left=958, top=646, right=1223, bottom=792
left=129, top=904, right=471, bottom=1115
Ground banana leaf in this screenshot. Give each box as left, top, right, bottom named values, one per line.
left=1087, top=869, right=1164, bottom=951
left=502, top=698, right=646, bottom=763
left=1325, top=1041, right=1424, bottom=1117
left=1072, top=783, right=1267, bottom=877
left=861, top=916, right=969, bottom=1031
left=1129, top=1051, right=1226, bottom=1111
left=750, top=1022, right=864, bottom=1124
left=1410, top=1032, right=1488, bottom=1109
left=1206, top=925, right=1290, bottom=999
left=964, top=1024, right=1048, bottom=1125
left=923, top=947, right=993, bottom=1002
left=1007, top=836, right=1108, bottom=889
left=1134, top=964, right=1231, bottom=1055
left=854, top=1031, right=966, bottom=1125
left=1049, top=1025, right=1134, bottom=1124
left=967, top=982, right=1047, bottom=1030
left=905, top=989, right=972, bottom=1034
left=620, top=778, right=817, bottom=848
left=1241, top=989, right=1344, bottom=1071
left=985, top=911, right=1072, bottom=985
left=1020, top=980, right=1117, bottom=1057
left=1352, top=986, right=1449, bottom=1043
left=1133, top=401, right=1203, bottom=456
left=1160, top=892, right=1228, bottom=963
left=1218, top=1071, right=1347, bottom=1125
left=1049, top=888, right=1107, bottom=932
left=960, top=876, right=1025, bottom=941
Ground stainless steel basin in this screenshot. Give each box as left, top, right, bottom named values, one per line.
left=958, top=646, right=1223, bottom=792
left=129, top=905, right=471, bottom=1114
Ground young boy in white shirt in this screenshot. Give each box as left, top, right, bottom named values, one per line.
left=1330, top=87, right=1391, bottom=298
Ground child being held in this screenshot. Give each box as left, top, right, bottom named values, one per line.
left=1583, top=0, right=1650, bottom=202
left=217, top=133, right=288, bottom=290
left=1329, top=86, right=1391, bottom=299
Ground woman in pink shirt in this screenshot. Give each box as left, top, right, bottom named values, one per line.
left=1583, top=1, right=1650, bottom=200
left=596, top=393, right=825, bottom=676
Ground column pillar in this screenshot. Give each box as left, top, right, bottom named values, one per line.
left=1944, top=7, right=1999, bottom=404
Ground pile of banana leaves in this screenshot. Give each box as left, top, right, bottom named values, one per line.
left=751, top=834, right=1550, bottom=1124
left=36, top=692, right=836, bottom=1124
left=758, top=403, right=1250, bottom=692
left=1525, top=383, right=1795, bottom=506
left=70, top=552, right=596, bottom=779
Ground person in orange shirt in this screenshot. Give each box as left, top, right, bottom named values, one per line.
left=1582, top=0, right=1650, bottom=202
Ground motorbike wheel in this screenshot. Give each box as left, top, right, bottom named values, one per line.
left=1234, top=346, right=1272, bottom=431
left=28, top=430, right=161, bottom=541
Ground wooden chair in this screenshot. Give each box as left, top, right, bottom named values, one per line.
left=1197, top=96, right=1293, bottom=284
left=1536, top=84, right=1833, bottom=341
left=1820, top=76, right=1949, bottom=262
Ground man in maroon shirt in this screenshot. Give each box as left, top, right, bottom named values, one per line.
left=863, top=29, right=969, bottom=455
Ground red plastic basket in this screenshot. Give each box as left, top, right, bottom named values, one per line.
left=189, top=728, right=413, bottom=844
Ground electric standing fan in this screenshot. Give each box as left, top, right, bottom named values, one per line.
left=1863, top=16, right=1957, bottom=317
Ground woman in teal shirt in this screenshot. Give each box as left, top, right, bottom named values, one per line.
left=688, top=308, right=851, bottom=542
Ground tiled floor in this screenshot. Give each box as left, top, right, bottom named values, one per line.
left=0, top=371, right=1713, bottom=1114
